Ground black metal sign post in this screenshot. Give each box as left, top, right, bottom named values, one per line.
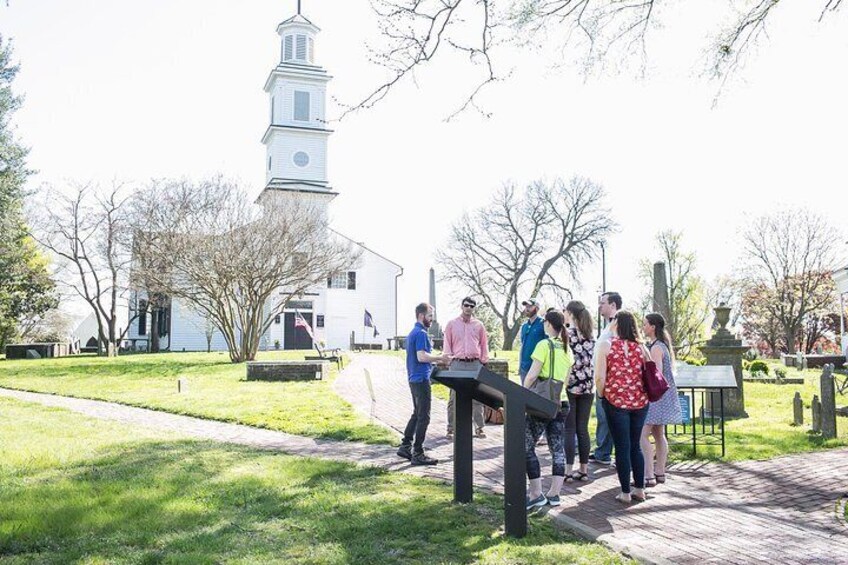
left=453, top=388, right=473, bottom=503
left=432, top=363, right=557, bottom=538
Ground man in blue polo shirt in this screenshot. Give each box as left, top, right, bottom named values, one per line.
left=519, top=299, right=546, bottom=385
left=398, top=302, right=452, bottom=466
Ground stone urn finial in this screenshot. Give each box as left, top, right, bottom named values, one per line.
left=714, top=303, right=732, bottom=334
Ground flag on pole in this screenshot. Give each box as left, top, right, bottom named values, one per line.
left=294, top=310, right=315, bottom=340
left=364, top=309, right=380, bottom=338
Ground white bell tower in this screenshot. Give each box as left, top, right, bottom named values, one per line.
left=259, top=3, right=336, bottom=212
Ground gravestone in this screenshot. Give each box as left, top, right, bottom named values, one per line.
left=700, top=304, right=748, bottom=417
left=792, top=392, right=803, bottom=426
left=820, top=364, right=837, bottom=440
left=811, top=395, right=822, bottom=434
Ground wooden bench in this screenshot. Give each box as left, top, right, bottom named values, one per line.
left=304, top=345, right=345, bottom=370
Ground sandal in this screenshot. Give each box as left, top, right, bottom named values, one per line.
left=655, top=474, right=666, bottom=484
left=644, top=477, right=657, bottom=488
left=570, top=471, right=590, bottom=482
left=631, top=489, right=647, bottom=502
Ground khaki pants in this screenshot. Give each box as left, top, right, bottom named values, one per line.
left=447, top=390, right=486, bottom=432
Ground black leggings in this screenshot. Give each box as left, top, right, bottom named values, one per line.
left=565, top=392, right=593, bottom=465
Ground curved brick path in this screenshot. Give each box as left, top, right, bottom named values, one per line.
left=334, top=354, right=848, bottom=565
left=2, top=354, right=847, bottom=564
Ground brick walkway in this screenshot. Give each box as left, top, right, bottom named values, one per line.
left=334, top=354, right=848, bottom=565
left=2, top=354, right=847, bottom=564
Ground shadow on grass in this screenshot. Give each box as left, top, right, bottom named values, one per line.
left=0, top=440, right=603, bottom=564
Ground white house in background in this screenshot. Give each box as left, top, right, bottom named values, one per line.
left=127, top=8, right=402, bottom=352
left=834, top=265, right=848, bottom=357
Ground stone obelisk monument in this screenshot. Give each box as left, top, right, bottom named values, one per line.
left=428, top=268, right=443, bottom=341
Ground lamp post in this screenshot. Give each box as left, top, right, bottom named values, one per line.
left=597, top=241, right=607, bottom=337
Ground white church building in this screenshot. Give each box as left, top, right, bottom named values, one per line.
left=128, top=8, right=402, bottom=352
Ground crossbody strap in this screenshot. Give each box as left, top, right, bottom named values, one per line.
left=548, top=338, right=555, bottom=381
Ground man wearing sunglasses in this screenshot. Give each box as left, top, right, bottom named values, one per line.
left=444, top=297, right=490, bottom=439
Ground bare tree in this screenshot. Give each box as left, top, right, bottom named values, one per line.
left=131, top=177, right=358, bottom=363
left=31, top=183, right=136, bottom=356
left=350, top=1, right=843, bottom=118
left=740, top=209, right=842, bottom=355
left=437, top=176, right=615, bottom=349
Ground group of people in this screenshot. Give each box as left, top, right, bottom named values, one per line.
left=396, top=291, right=682, bottom=508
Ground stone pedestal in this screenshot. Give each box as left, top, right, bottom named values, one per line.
left=700, top=305, right=748, bottom=418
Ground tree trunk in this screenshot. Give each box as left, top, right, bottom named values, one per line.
left=150, top=309, right=160, bottom=353
left=501, top=322, right=520, bottom=350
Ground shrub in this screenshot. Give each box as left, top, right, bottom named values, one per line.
left=683, top=357, right=706, bottom=366
left=749, top=360, right=769, bottom=375
left=742, top=359, right=752, bottom=371
left=742, top=349, right=760, bottom=362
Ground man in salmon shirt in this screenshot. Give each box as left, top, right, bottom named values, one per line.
left=444, top=297, right=489, bottom=439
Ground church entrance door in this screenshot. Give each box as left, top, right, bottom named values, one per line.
left=284, top=312, right=313, bottom=350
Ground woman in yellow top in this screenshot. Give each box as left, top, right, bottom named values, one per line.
left=523, top=309, right=574, bottom=509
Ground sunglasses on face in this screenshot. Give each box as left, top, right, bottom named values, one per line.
left=462, top=303, right=475, bottom=309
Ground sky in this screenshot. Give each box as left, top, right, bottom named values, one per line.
left=2, top=0, right=847, bottom=332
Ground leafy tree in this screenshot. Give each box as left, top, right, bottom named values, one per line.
left=0, top=34, right=56, bottom=348
left=638, top=230, right=709, bottom=357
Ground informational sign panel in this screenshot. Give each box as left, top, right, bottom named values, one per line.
left=679, top=394, right=691, bottom=424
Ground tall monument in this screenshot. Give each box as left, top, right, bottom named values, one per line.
left=428, top=267, right=443, bottom=339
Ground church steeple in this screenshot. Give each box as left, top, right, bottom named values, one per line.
left=259, top=4, right=336, bottom=208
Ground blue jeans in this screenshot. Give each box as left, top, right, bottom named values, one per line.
left=602, top=398, right=649, bottom=494
left=593, top=394, right=614, bottom=461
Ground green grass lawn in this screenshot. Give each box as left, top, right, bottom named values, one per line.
left=0, top=396, right=628, bottom=564
left=0, top=352, right=395, bottom=445
left=667, top=361, right=848, bottom=461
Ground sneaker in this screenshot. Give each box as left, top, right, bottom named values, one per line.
left=446, top=430, right=454, bottom=439
left=526, top=494, right=548, bottom=510
left=411, top=452, right=439, bottom=466
left=547, top=495, right=561, bottom=506
left=475, top=428, right=487, bottom=439
left=396, top=444, right=412, bottom=460
left=591, top=456, right=612, bottom=466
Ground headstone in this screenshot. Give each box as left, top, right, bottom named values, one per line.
left=820, top=364, right=838, bottom=440
left=700, top=304, right=748, bottom=418
left=796, top=351, right=804, bottom=369
left=802, top=355, right=809, bottom=371
left=792, top=392, right=803, bottom=426
left=811, top=395, right=822, bottom=434
left=25, top=349, right=41, bottom=360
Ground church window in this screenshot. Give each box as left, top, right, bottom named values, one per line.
left=268, top=156, right=272, bottom=171
left=294, top=91, right=310, bottom=121
left=284, top=35, right=293, bottom=61
left=275, top=315, right=281, bottom=324
left=296, top=34, right=307, bottom=61
left=293, top=151, right=309, bottom=167
left=308, top=37, right=315, bottom=63
left=271, top=96, right=275, bottom=121
left=347, top=272, right=357, bottom=290
left=138, top=299, right=148, bottom=336
left=328, top=272, right=350, bottom=289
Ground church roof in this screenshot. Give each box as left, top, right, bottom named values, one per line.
left=330, top=228, right=404, bottom=271
left=280, top=13, right=315, bottom=26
